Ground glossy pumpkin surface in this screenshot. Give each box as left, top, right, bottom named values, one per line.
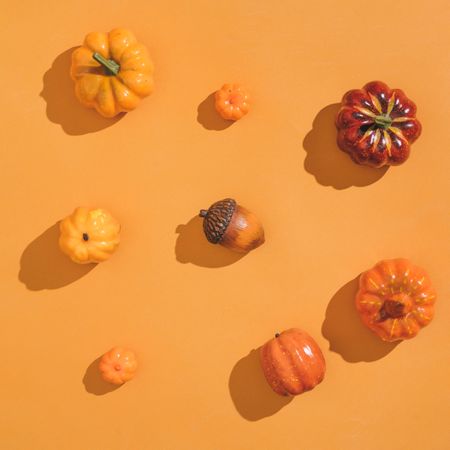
left=260, top=328, right=326, bottom=396
left=59, top=207, right=120, bottom=264
left=336, top=81, right=421, bottom=168
left=99, top=347, right=137, bottom=385
left=71, top=28, right=154, bottom=118
left=356, top=259, right=436, bottom=342
left=215, top=83, right=250, bottom=121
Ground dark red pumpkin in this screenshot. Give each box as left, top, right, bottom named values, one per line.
left=336, top=81, right=421, bottom=168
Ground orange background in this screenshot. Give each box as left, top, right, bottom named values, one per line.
left=1, top=1, right=449, bottom=449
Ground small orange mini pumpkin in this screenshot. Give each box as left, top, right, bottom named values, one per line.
left=215, top=83, right=250, bottom=121
left=260, top=329, right=326, bottom=396
left=99, top=347, right=137, bottom=385
left=71, top=28, right=154, bottom=118
left=356, top=259, right=436, bottom=342
left=59, top=207, right=120, bottom=264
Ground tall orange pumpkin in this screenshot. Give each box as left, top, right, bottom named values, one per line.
left=356, top=259, right=436, bottom=342
left=260, top=328, right=326, bottom=396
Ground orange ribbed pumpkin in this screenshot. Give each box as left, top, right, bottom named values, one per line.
left=99, top=347, right=137, bottom=385
left=356, top=259, right=436, bottom=342
left=214, top=83, right=250, bottom=121
left=260, top=329, right=326, bottom=396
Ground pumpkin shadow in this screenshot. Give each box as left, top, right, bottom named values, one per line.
left=229, top=349, right=292, bottom=421
left=175, top=215, right=245, bottom=268
left=321, top=276, right=399, bottom=362
left=18, top=223, right=95, bottom=291
left=197, top=93, right=233, bottom=131
left=40, top=47, right=123, bottom=135
left=303, top=103, right=388, bottom=189
left=82, top=356, right=122, bottom=395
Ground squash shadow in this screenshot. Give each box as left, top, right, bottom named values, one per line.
left=197, top=93, right=233, bottom=131
left=321, top=276, right=399, bottom=362
left=40, top=47, right=123, bottom=135
left=303, top=103, right=388, bottom=189
left=175, top=215, right=245, bottom=268
left=229, top=349, right=292, bottom=421
left=82, top=356, right=122, bottom=395
left=18, top=222, right=95, bottom=291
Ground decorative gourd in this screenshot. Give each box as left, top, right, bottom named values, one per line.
left=336, top=81, right=421, bottom=167
left=71, top=28, right=154, bottom=118
left=356, top=259, right=436, bottom=342
left=260, top=329, right=326, bottom=396
left=199, top=198, right=264, bottom=253
left=215, top=83, right=250, bottom=121
left=59, top=207, right=120, bottom=264
left=99, top=347, right=137, bottom=385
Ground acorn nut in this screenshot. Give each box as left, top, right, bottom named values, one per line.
left=199, top=198, right=265, bottom=253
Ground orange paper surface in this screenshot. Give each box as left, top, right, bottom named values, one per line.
left=1, top=1, right=449, bottom=449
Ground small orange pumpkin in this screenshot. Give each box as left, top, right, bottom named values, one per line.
left=59, top=207, right=120, bottom=264
left=356, top=259, right=436, bottom=342
left=71, top=28, right=154, bottom=118
left=215, top=83, right=250, bottom=121
left=260, top=329, right=326, bottom=396
left=99, top=347, right=137, bottom=385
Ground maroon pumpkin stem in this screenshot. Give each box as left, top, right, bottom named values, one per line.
left=379, top=300, right=406, bottom=321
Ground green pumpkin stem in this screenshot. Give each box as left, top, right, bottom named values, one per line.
left=374, top=114, right=393, bottom=129
left=92, top=52, right=120, bottom=76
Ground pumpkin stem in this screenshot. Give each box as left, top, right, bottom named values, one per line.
left=381, top=300, right=405, bottom=319
left=374, top=114, right=392, bottom=129
left=82, top=233, right=89, bottom=241
left=275, top=333, right=280, bottom=338
left=199, top=209, right=208, bottom=218
left=92, top=52, right=120, bottom=76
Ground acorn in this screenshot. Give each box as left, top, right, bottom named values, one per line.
left=199, top=198, right=265, bottom=253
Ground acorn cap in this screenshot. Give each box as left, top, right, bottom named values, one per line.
left=199, top=198, right=236, bottom=244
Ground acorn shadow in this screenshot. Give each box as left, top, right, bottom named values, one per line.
left=175, top=215, right=245, bottom=268
left=229, top=349, right=292, bottom=421
left=197, top=93, right=233, bottom=131
left=322, top=276, right=399, bottom=362
left=18, top=223, right=95, bottom=291
left=303, top=103, right=388, bottom=189
left=40, top=47, right=123, bottom=135
left=82, top=356, right=122, bottom=395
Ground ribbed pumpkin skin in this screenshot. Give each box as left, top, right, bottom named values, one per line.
left=59, top=207, right=120, bottom=264
left=99, top=347, right=137, bottom=385
left=356, top=259, right=436, bottom=342
left=71, top=28, right=154, bottom=118
left=215, top=83, right=250, bottom=121
left=260, top=329, right=326, bottom=396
